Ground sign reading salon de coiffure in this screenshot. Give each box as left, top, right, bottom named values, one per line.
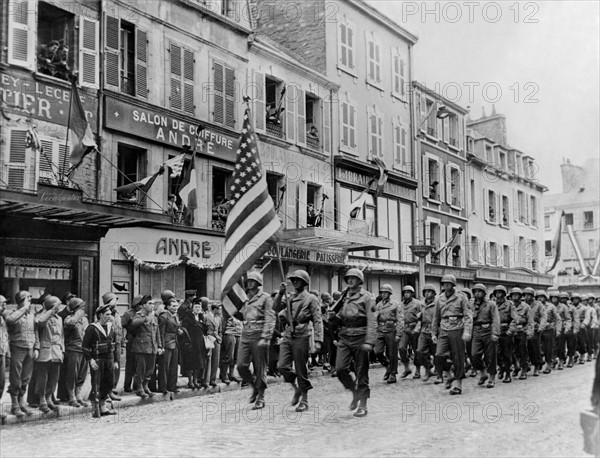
left=105, top=97, right=237, bottom=161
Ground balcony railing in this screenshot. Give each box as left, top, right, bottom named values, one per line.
left=266, top=121, right=284, bottom=138
left=584, top=221, right=594, bottom=229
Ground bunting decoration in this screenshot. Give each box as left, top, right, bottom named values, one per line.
left=120, top=246, right=222, bottom=272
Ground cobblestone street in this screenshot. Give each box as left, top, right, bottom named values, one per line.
left=0, top=364, right=594, bottom=457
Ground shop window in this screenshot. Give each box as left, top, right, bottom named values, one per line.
left=166, top=156, right=191, bottom=225
left=212, top=167, right=232, bottom=231
left=140, top=265, right=186, bottom=303
left=265, top=75, right=285, bottom=138
left=36, top=2, right=75, bottom=81
left=105, top=15, right=147, bottom=98
left=111, top=261, right=132, bottom=307
left=584, top=211, right=594, bottom=229
left=306, top=183, right=323, bottom=227
left=305, top=93, right=321, bottom=151
left=116, top=143, right=146, bottom=204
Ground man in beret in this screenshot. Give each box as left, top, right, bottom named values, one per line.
left=60, top=297, right=89, bottom=407
left=83, top=303, right=119, bottom=417
left=6, top=291, right=36, bottom=417
left=0, top=295, right=9, bottom=422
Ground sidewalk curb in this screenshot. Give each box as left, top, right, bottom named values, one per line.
left=0, top=364, right=381, bottom=427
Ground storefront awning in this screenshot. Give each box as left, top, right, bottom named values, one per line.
left=0, top=185, right=170, bottom=228
left=280, top=227, right=394, bottom=252
left=347, top=258, right=418, bottom=274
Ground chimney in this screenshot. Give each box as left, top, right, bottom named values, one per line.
left=560, top=160, right=584, bottom=193
left=491, top=104, right=497, bottom=116
left=481, top=106, right=486, bottom=118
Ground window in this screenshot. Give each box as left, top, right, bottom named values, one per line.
left=530, top=240, right=539, bottom=270
left=212, top=60, right=235, bottom=128
left=366, top=34, right=381, bottom=86
left=517, top=191, right=526, bottom=223
left=266, top=172, right=282, bottom=209
left=486, top=189, right=497, bottom=223
left=446, top=164, right=462, bottom=207
left=488, top=242, right=498, bottom=266
left=166, top=156, right=191, bottom=225
left=38, top=137, right=68, bottom=186
left=305, top=93, right=321, bottom=151
left=503, top=245, right=510, bottom=267
left=105, top=16, right=147, bottom=97
left=393, top=119, right=410, bottom=175
left=265, top=75, right=285, bottom=138
left=470, top=236, right=480, bottom=263
left=515, top=154, right=523, bottom=176
left=36, top=2, right=75, bottom=82
left=427, top=221, right=441, bottom=263
left=470, top=179, right=476, bottom=213
left=425, top=98, right=436, bottom=136
left=449, top=227, right=462, bottom=267
left=517, top=236, right=525, bottom=266
left=391, top=50, right=406, bottom=99
left=212, top=168, right=233, bottom=231
left=170, top=43, right=195, bottom=114
left=111, top=261, right=133, bottom=307
left=485, top=144, right=494, bottom=163
left=340, top=99, right=357, bottom=151
left=306, top=183, right=322, bottom=227
left=424, top=157, right=442, bottom=201
left=545, top=240, right=552, bottom=256
left=565, top=213, right=573, bottom=226
left=448, top=115, right=459, bottom=147
left=367, top=108, right=383, bottom=157
left=530, top=195, right=537, bottom=226
left=499, top=151, right=507, bottom=171
left=584, top=211, right=594, bottom=229
left=501, top=195, right=509, bottom=226
left=338, top=20, right=355, bottom=72
left=544, top=215, right=550, bottom=229
left=116, top=144, right=146, bottom=204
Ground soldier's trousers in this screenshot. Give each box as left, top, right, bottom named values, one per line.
left=514, top=332, right=529, bottom=371
left=566, top=332, right=577, bottom=357
left=556, top=333, right=567, bottom=362
left=63, top=350, right=88, bottom=398
left=89, top=357, right=114, bottom=402
left=435, top=329, right=466, bottom=380
left=417, top=332, right=435, bottom=370
left=374, top=330, right=398, bottom=374
left=586, top=328, right=596, bottom=356
left=35, top=361, right=60, bottom=403
left=527, top=331, right=542, bottom=368
left=220, top=334, right=236, bottom=378
left=471, top=328, right=497, bottom=375
left=278, top=335, right=312, bottom=392
left=237, top=338, right=268, bottom=394
left=134, top=353, right=156, bottom=389
left=124, top=340, right=135, bottom=389
left=541, top=329, right=555, bottom=364
left=399, top=330, right=421, bottom=366
left=578, top=327, right=589, bottom=355
left=497, top=334, right=513, bottom=374
left=335, top=334, right=370, bottom=400
left=7, top=345, right=33, bottom=397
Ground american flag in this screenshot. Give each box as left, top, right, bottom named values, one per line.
left=221, top=108, right=281, bottom=317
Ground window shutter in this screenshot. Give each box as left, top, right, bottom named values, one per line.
left=322, top=94, right=331, bottom=154
left=253, top=71, right=265, bottom=132
left=58, top=143, right=69, bottom=178
left=400, top=59, right=405, bottom=96
left=377, top=115, right=383, bottom=157
left=347, top=23, right=354, bottom=69
left=341, top=103, right=348, bottom=147
left=401, top=127, right=408, bottom=169
left=8, top=0, right=36, bottom=69
left=393, top=123, right=401, bottom=165
left=437, top=115, right=443, bottom=140
left=224, top=66, right=235, bottom=128
left=483, top=187, right=489, bottom=222
left=458, top=168, right=464, bottom=208
left=525, top=194, right=530, bottom=224
left=39, top=139, right=55, bottom=183
left=104, top=15, right=120, bottom=90
left=437, top=159, right=444, bottom=203
left=349, top=105, right=356, bottom=148
left=375, top=42, right=381, bottom=83
left=136, top=29, right=148, bottom=99
left=422, top=156, right=429, bottom=198
left=367, top=109, right=374, bottom=156
left=420, top=94, right=427, bottom=117
left=79, top=17, right=99, bottom=89
left=170, top=43, right=182, bottom=110
left=296, top=88, right=306, bottom=146
left=183, top=49, right=194, bottom=113
left=367, top=37, right=373, bottom=81
left=6, top=130, right=28, bottom=189
left=443, top=117, right=450, bottom=143
left=392, top=53, right=400, bottom=94
left=445, top=164, right=452, bottom=204
left=212, top=61, right=224, bottom=124
left=424, top=220, right=431, bottom=245
left=459, top=116, right=464, bottom=150
left=338, top=23, right=347, bottom=67
left=285, top=84, right=296, bottom=141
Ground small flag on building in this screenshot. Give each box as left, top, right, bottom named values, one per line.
left=178, top=160, right=197, bottom=225
left=164, top=154, right=186, bottom=178
left=26, top=124, right=42, bottom=152
left=371, top=156, right=388, bottom=197
left=68, top=79, right=97, bottom=166
left=114, top=166, right=165, bottom=203
left=220, top=108, right=281, bottom=318
left=545, top=211, right=564, bottom=273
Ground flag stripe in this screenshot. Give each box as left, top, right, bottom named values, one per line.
left=223, top=283, right=247, bottom=318
left=225, top=184, right=273, bottom=250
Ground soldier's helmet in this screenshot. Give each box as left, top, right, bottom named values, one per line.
left=510, top=287, right=523, bottom=296
left=548, top=288, right=560, bottom=298
left=472, top=283, right=486, bottom=294
left=379, top=284, right=393, bottom=294
left=559, top=292, right=569, bottom=299
left=441, top=274, right=457, bottom=286
left=246, top=271, right=263, bottom=286
left=522, top=287, right=535, bottom=296
left=344, top=268, right=364, bottom=284
left=535, top=290, right=547, bottom=299
left=493, top=285, right=507, bottom=295
left=402, top=285, right=415, bottom=294
left=461, top=287, right=472, bottom=298
left=288, top=270, right=310, bottom=286
left=571, top=292, right=581, bottom=300
left=422, top=284, right=437, bottom=294
left=581, top=294, right=589, bottom=301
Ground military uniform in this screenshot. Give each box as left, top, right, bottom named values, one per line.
left=526, top=299, right=547, bottom=373
left=416, top=297, right=436, bottom=376
left=158, top=310, right=181, bottom=392
left=539, top=297, right=561, bottom=372
left=565, top=300, right=580, bottom=365
left=130, top=310, right=163, bottom=394
left=374, top=296, right=401, bottom=378
left=512, top=300, right=534, bottom=375
left=555, top=301, right=572, bottom=365
left=471, top=298, right=500, bottom=377
left=496, top=298, right=517, bottom=378
left=82, top=319, right=119, bottom=408
left=399, top=297, right=422, bottom=372
left=575, top=300, right=592, bottom=360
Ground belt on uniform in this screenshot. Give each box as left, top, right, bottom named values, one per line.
left=378, top=320, right=397, bottom=325
left=342, top=318, right=367, bottom=328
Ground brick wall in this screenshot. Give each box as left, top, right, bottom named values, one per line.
left=251, top=0, right=327, bottom=73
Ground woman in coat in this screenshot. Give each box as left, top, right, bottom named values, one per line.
left=180, top=300, right=207, bottom=389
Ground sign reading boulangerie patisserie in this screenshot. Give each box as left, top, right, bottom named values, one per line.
left=105, top=97, right=237, bottom=161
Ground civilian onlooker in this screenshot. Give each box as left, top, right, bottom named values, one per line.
left=37, top=40, right=59, bottom=75
left=203, top=301, right=222, bottom=387
left=121, top=295, right=143, bottom=392
left=6, top=291, right=36, bottom=417
left=34, top=296, right=64, bottom=413
left=181, top=300, right=206, bottom=389
left=221, top=314, right=241, bottom=383
left=158, top=297, right=182, bottom=393
left=130, top=296, right=163, bottom=398
left=60, top=297, right=89, bottom=407
left=0, top=295, right=9, bottom=422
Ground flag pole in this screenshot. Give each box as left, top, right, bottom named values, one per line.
left=273, top=242, right=295, bottom=336
left=62, top=77, right=75, bottom=184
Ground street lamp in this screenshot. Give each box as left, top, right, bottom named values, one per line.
left=410, top=243, right=433, bottom=296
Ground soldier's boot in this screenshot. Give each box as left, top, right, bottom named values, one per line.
left=383, top=372, right=390, bottom=382
left=92, top=401, right=101, bottom=418
left=542, top=363, right=552, bottom=374
left=291, top=384, right=302, bottom=406
left=252, top=392, right=265, bottom=410
left=400, top=363, right=411, bottom=378
left=353, top=398, right=368, bottom=417
left=423, top=367, right=433, bottom=382
left=567, top=356, right=574, bottom=368
left=75, top=386, right=89, bottom=407
left=413, top=366, right=421, bottom=379
left=295, top=392, right=309, bottom=413
left=579, top=353, right=586, bottom=364
left=349, top=390, right=359, bottom=410
left=46, top=394, right=59, bottom=411
left=478, top=369, right=489, bottom=386
left=557, top=359, right=564, bottom=370
left=10, top=395, right=24, bottom=418
left=519, top=368, right=527, bottom=380
left=449, top=378, right=463, bottom=395
left=143, top=381, right=154, bottom=397
left=249, top=387, right=259, bottom=404
left=533, top=366, right=539, bottom=377
left=18, top=395, right=33, bottom=416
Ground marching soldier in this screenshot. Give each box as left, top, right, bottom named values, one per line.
left=82, top=302, right=119, bottom=417
left=573, top=293, right=592, bottom=363
left=493, top=285, right=516, bottom=383
left=510, top=287, right=534, bottom=380
left=537, top=290, right=561, bottom=374
left=461, top=288, right=476, bottom=378
left=552, top=288, right=571, bottom=370
left=329, top=268, right=376, bottom=417
left=523, top=287, right=547, bottom=377
left=373, top=284, right=401, bottom=384
left=416, top=284, right=437, bottom=381
left=470, top=284, right=500, bottom=388
left=274, top=270, right=323, bottom=412
left=398, top=286, right=422, bottom=379
left=587, top=295, right=599, bottom=359
left=432, top=274, right=472, bottom=395
left=561, top=292, right=580, bottom=367
left=235, top=271, right=275, bottom=410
